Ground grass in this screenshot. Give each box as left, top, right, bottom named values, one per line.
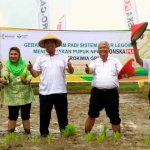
left=0, top=132, right=19, bottom=146
left=143, top=135, right=150, bottom=144
left=84, top=132, right=94, bottom=143
left=113, top=131, right=120, bottom=142
left=46, top=134, right=52, bottom=145
left=31, top=135, right=39, bottom=144
left=31, top=82, right=149, bottom=93
left=61, top=124, right=76, bottom=137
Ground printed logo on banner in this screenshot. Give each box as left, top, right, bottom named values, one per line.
left=17, top=34, right=28, bottom=39
left=0, top=34, right=5, bottom=39
left=0, top=34, right=15, bottom=39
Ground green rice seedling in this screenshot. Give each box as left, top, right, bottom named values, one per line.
left=46, top=134, right=52, bottom=145
left=0, top=133, right=11, bottom=146
left=9, top=132, right=19, bottom=143
left=9, top=132, right=15, bottom=139
left=20, top=134, right=24, bottom=141
left=113, top=131, right=120, bottom=142
left=20, top=72, right=27, bottom=81
left=61, top=124, right=76, bottom=137
left=96, top=133, right=105, bottom=143
left=103, top=124, right=108, bottom=135
left=84, top=132, right=94, bottom=143
left=1, top=137, right=8, bottom=146
left=143, top=135, right=150, bottom=144
left=31, top=135, right=39, bottom=144
left=14, top=136, right=18, bottom=142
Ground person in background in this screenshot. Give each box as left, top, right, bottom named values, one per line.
left=132, top=40, right=150, bottom=106
left=1, top=47, right=35, bottom=134
left=27, top=33, right=74, bottom=137
left=84, top=41, right=122, bottom=133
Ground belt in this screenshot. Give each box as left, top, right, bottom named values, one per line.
left=95, top=87, right=117, bottom=92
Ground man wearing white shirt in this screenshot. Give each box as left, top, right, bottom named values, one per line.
left=132, top=40, right=150, bottom=104
left=85, top=41, right=122, bottom=133
left=28, top=33, right=74, bottom=137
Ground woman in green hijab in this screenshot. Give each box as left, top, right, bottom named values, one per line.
left=1, top=47, right=35, bottom=134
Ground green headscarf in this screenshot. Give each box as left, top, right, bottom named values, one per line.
left=6, top=57, right=26, bottom=76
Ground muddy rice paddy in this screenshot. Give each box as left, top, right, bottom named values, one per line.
left=0, top=93, right=150, bottom=150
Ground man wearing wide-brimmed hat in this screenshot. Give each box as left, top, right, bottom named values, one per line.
left=28, top=33, right=74, bottom=137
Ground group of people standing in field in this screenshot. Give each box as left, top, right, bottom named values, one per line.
left=0, top=33, right=148, bottom=137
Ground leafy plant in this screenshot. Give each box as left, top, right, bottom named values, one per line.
left=0, top=132, right=18, bottom=146
left=46, top=134, right=52, bottom=145
left=113, top=131, right=120, bottom=142
left=103, top=124, right=108, bottom=135
left=14, top=136, right=18, bottom=142
left=96, top=133, right=105, bottom=143
left=20, top=72, right=27, bottom=81
left=1, top=136, right=8, bottom=146
left=84, top=132, right=94, bottom=143
left=96, top=124, right=107, bottom=143
left=143, top=135, right=150, bottom=144
left=31, top=135, right=39, bottom=144
left=61, top=124, right=76, bottom=137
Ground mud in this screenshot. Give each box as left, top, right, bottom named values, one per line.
left=0, top=93, right=150, bottom=150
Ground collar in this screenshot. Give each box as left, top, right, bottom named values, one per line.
left=99, top=56, right=110, bottom=62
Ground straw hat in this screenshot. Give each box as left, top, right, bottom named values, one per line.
left=38, top=33, right=62, bottom=48
left=131, top=22, right=148, bottom=41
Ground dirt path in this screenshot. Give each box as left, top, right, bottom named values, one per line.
left=0, top=93, right=150, bottom=150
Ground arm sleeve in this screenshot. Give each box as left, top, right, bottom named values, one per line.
left=33, top=56, right=42, bottom=72
left=143, top=59, right=150, bottom=70
left=89, top=60, right=96, bottom=71
left=1, top=65, right=10, bottom=83
left=116, top=59, right=123, bottom=74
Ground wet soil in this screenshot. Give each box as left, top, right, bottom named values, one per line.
left=0, top=93, right=150, bottom=150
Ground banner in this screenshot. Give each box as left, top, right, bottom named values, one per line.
left=57, top=15, right=66, bottom=30
left=122, top=0, right=138, bottom=29
left=0, top=28, right=150, bottom=82
left=37, top=0, right=50, bottom=29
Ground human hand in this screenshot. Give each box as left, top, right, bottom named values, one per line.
left=85, top=64, right=89, bottom=74
left=27, top=61, right=33, bottom=71
left=22, top=79, right=31, bottom=85
left=131, top=39, right=137, bottom=46
left=0, top=61, right=3, bottom=70
left=1, top=76, right=8, bottom=84
left=67, top=58, right=72, bottom=68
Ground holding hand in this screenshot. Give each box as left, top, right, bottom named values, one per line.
left=131, top=39, right=137, bottom=46
left=22, top=79, right=31, bottom=85
left=1, top=76, right=8, bottom=85
left=67, top=58, right=72, bottom=68
left=67, top=57, right=74, bottom=74
left=85, top=64, right=90, bottom=74
left=27, top=61, right=33, bottom=71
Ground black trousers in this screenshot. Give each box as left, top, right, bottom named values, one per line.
left=8, top=103, right=31, bottom=121
left=39, top=93, right=68, bottom=135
